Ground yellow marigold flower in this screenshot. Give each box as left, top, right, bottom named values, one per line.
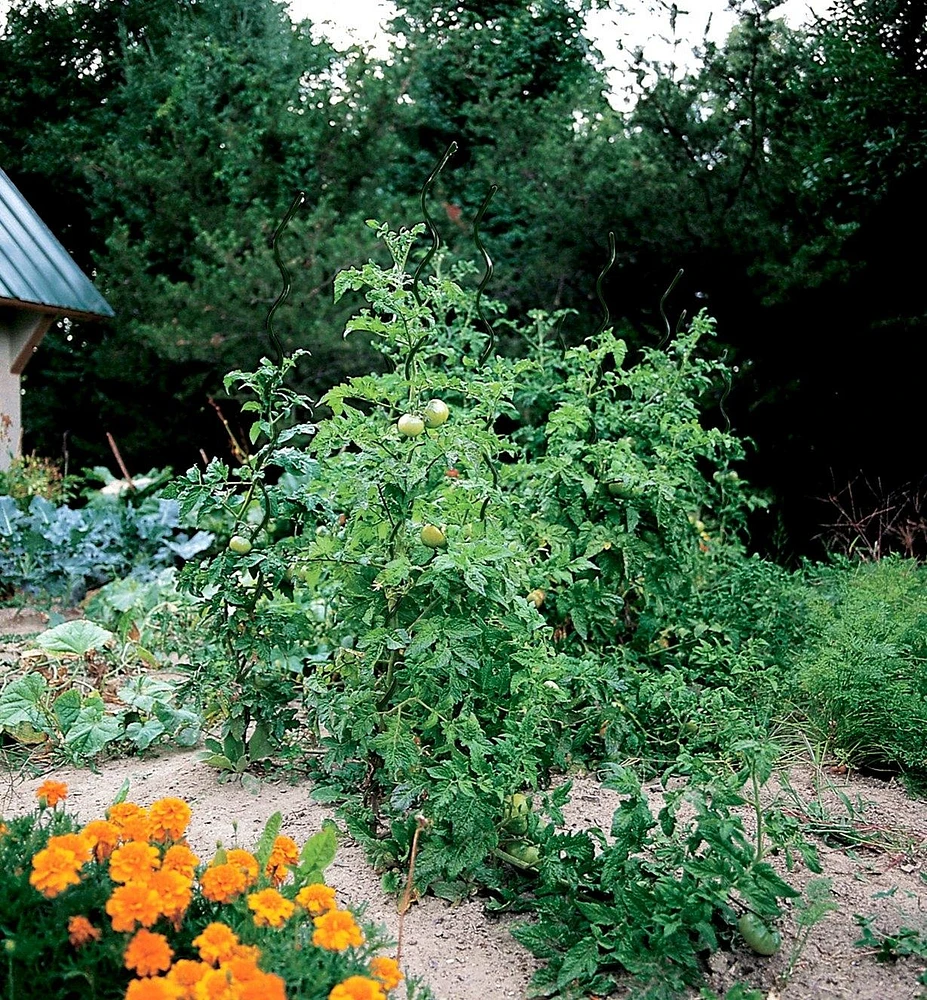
left=149, top=798, right=192, bottom=842
left=295, top=883, right=336, bottom=916
left=312, top=909, right=364, bottom=951
left=368, top=957, right=403, bottom=991
left=148, top=867, right=193, bottom=920
left=125, top=978, right=183, bottom=1000
left=125, top=928, right=174, bottom=977
left=192, top=966, right=241, bottom=1000
left=166, top=958, right=210, bottom=994
left=68, top=914, right=102, bottom=947
left=192, top=923, right=241, bottom=966
left=162, top=843, right=200, bottom=879
left=35, top=779, right=68, bottom=807
left=200, top=863, right=247, bottom=904
left=329, top=976, right=387, bottom=1000
left=247, top=887, right=295, bottom=928
left=106, top=883, right=162, bottom=933
left=265, top=835, right=299, bottom=885
left=29, top=845, right=84, bottom=898
left=83, top=819, right=120, bottom=861
left=224, top=849, right=259, bottom=887
left=239, top=973, right=286, bottom=1000
left=110, top=841, right=162, bottom=884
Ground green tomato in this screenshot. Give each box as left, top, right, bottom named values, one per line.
left=397, top=414, right=425, bottom=437
left=228, top=535, right=252, bottom=555
left=503, top=841, right=540, bottom=867
left=420, top=524, right=447, bottom=548
left=526, top=588, right=546, bottom=609
left=503, top=792, right=531, bottom=835
left=737, top=913, right=781, bottom=956
left=422, top=398, right=450, bottom=428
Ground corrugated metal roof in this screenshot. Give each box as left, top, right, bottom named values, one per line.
left=0, top=167, right=114, bottom=319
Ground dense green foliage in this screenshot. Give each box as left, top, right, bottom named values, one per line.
left=2, top=0, right=924, bottom=545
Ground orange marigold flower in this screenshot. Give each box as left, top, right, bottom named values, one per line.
left=265, top=835, right=299, bottom=885
left=149, top=798, right=192, bottom=842
left=192, top=966, right=240, bottom=1000
left=110, top=841, right=161, bottom=884
left=230, top=944, right=261, bottom=964
left=108, top=803, right=153, bottom=842
left=239, top=973, right=286, bottom=1000
left=225, top=849, right=259, bottom=887
left=106, top=883, right=162, bottom=933
left=312, top=909, right=364, bottom=951
left=247, top=887, right=295, bottom=928
left=200, top=863, right=247, bottom=904
left=192, top=922, right=241, bottom=966
left=35, top=779, right=68, bottom=807
left=125, top=977, right=183, bottom=1000
left=47, top=832, right=93, bottom=862
left=295, top=883, right=336, bottom=916
left=368, top=957, right=403, bottom=991
left=125, top=929, right=174, bottom=977
left=221, top=956, right=262, bottom=983
left=83, top=819, right=120, bottom=861
left=329, top=976, right=387, bottom=1000
left=29, top=845, right=84, bottom=898
left=166, top=958, right=210, bottom=994
left=148, top=867, right=193, bottom=920
left=0, top=821, right=8, bottom=837
left=162, top=844, right=200, bottom=879
left=68, top=914, right=102, bottom=947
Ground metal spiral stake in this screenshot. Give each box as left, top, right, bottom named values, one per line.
left=591, top=231, right=617, bottom=339
left=412, top=141, right=458, bottom=305
left=658, top=268, right=685, bottom=350
left=266, top=190, right=307, bottom=367
left=474, top=184, right=498, bottom=367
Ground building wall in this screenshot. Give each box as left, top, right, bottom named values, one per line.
left=0, top=333, right=21, bottom=471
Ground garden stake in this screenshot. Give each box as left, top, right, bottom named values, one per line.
left=658, top=267, right=684, bottom=348
left=105, top=432, right=135, bottom=489
left=474, top=184, right=498, bottom=366
left=591, top=231, right=616, bottom=339
left=266, top=189, right=306, bottom=367
left=396, top=814, right=430, bottom=963
left=412, top=142, right=458, bottom=305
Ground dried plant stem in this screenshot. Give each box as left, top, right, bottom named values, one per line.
left=396, top=815, right=429, bottom=964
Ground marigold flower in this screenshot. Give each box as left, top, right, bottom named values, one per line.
left=149, top=798, right=192, bottom=842
left=192, top=966, right=240, bottom=1000
left=247, top=887, right=295, bottom=928
left=162, top=843, right=200, bottom=879
left=125, top=977, right=183, bottom=1000
left=106, top=883, right=162, bottom=933
left=29, top=845, right=84, bottom=898
left=148, top=867, right=193, bottom=920
left=83, top=819, right=121, bottom=861
left=125, top=929, right=174, bottom=977
left=192, top=922, right=241, bottom=966
left=200, top=862, right=247, bottom=904
left=368, top=956, right=403, bottom=991
left=68, top=914, right=102, bottom=947
left=166, top=958, right=210, bottom=993
left=108, top=803, right=153, bottom=842
left=295, top=883, right=336, bottom=916
left=239, top=973, right=286, bottom=1000
left=110, top=841, right=162, bottom=883
left=312, top=909, right=364, bottom=951
left=329, top=976, right=387, bottom=1000
left=221, top=956, right=262, bottom=982
left=265, top=835, right=299, bottom=884
left=35, top=779, right=68, bottom=807
left=225, top=849, right=259, bottom=887
left=0, top=821, right=8, bottom=837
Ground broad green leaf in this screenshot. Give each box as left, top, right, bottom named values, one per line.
left=254, top=811, right=283, bottom=869
left=53, top=689, right=83, bottom=735
left=35, top=621, right=114, bottom=656
left=298, top=823, right=338, bottom=880
left=247, top=722, right=274, bottom=762
left=0, top=673, right=48, bottom=727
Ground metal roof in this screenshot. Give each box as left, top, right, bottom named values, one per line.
left=0, top=167, right=114, bottom=320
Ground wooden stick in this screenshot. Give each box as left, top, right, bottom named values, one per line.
left=396, top=815, right=429, bottom=964
left=106, top=432, right=135, bottom=489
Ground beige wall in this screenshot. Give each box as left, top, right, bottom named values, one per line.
left=0, top=310, right=55, bottom=471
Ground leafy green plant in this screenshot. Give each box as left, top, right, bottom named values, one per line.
left=505, top=751, right=815, bottom=999
left=797, top=556, right=927, bottom=777
left=0, top=453, right=73, bottom=504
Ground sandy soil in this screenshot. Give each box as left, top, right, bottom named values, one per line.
left=2, top=607, right=927, bottom=999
